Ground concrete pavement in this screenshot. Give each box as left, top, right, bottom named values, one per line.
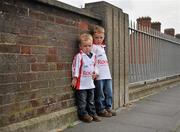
left=64, top=84, right=180, bottom=132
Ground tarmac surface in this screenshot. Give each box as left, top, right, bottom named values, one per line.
left=64, top=84, right=180, bottom=132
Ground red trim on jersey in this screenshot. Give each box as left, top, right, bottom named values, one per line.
left=76, top=53, right=83, bottom=90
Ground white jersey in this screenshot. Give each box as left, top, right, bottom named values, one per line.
left=92, top=44, right=112, bottom=80
left=72, top=50, right=98, bottom=90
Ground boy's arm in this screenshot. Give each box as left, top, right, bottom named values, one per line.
left=71, top=77, right=77, bottom=88
left=93, top=55, right=99, bottom=79
left=71, top=54, right=81, bottom=87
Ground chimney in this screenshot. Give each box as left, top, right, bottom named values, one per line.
left=175, top=34, right=180, bottom=39
left=137, top=17, right=151, bottom=30
left=164, top=28, right=175, bottom=36
left=151, top=22, right=161, bottom=32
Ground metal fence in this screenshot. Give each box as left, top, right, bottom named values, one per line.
left=129, top=22, right=180, bottom=84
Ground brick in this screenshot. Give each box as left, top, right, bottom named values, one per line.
left=36, top=55, right=46, bottom=63
left=18, top=82, right=31, bottom=92
left=3, top=0, right=15, bottom=5
left=64, top=63, right=71, bottom=70
left=46, top=55, right=57, bottom=62
left=43, top=96, right=56, bottom=106
left=16, top=6, right=28, bottom=16
left=0, top=83, right=18, bottom=94
left=0, top=44, right=20, bottom=53
left=0, top=93, right=15, bottom=105
left=39, top=13, right=47, bottom=21
left=66, top=70, right=71, bottom=78
left=61, top=100, right=68, bottom=109
left=78, top=21, right=89, bottom=30
left=38, top=88, right=49, bottom=97
left=0, top=24, right=20, bottom=34
left=30, top=99, right=40, bottom=107
left=31, top=80, right=48, bottom=89
left=17, top=35, right=38, bottom=45
left=0, top=33, right=17, bottom=44
left=17, top=73, right=36, bottom=82
left=49, top=78, right=68, bottom=88
left=1, top=2, right=28, bottom=17
left=0, top=54, right=16, bottom=63
left=55, top=17, right=66, bottom=25
left=0, top=63, right=18, bottom=73
left=31, top=63, right=48, bottom=71
left=36, top=21, right=49, bottom=31
left=17, top=55, right=36, bottom=63
left=31, top=46, right=47, bottom=54
left=57, top=63, right=64, bottom=70
left=0, top=74, right=16, bottom=84
left=29, top=10, right=47, bottom=21
left=60, top=93, right=71, bottom=101
left=36, top=72, right=53, bottom=80
left=48, top=47, right=57, bottom=54
left=1, top=2, right=17, bottom=15
left=17, top=64, right=31, bottom=72
left=47, top=15, right=55, bottom=23
left=36, top=105, right=48, bottom=115
left=48, top=63, right=57, bottom=71
left=21, top=46, right=31, bottom=54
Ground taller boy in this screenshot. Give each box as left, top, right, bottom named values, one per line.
left=92, top=25, right=116, bottom=117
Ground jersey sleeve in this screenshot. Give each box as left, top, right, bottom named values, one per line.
left=72, top=54, right=81, bottom=78
left=92, top=44, right=97, bottom=54
left=94, top=54, right=99, bottom=75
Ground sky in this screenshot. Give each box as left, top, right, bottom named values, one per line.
left=58, top=0, right=180, bottom=34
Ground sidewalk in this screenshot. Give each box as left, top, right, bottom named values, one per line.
left=64, top=84, right=180, bottom=132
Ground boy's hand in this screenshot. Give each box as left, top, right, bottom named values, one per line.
left=92, top=72, right=98, bottom=80
left=71, top=77, right=77, bottom=88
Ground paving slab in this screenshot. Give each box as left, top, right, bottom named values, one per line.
left=63, top=84, right=180, bottom=132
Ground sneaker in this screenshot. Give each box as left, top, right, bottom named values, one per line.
left=92, top=115, right=101, bottom=122
left=98, top=110, right=112, bottom=117
left=80, top=114, right=93, bottom=123
left=106, top=109, right=117, bottom=116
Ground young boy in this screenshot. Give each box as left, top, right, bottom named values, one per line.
left=92, top=25, right=116, bottom=117
left=71, top=33, right=101, bottom=123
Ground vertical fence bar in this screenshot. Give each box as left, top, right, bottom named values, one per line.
left=128, top=21, right=180, bottom=84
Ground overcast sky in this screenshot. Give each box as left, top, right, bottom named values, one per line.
left=58, top=0, right=180, bottom=34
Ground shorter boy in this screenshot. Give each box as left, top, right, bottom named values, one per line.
left=71, top=33, right=101, bottom=123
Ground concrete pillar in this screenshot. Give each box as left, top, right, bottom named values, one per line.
left=85, top=2, right=129, bottom=108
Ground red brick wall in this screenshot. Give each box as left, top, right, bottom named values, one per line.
left=0, top=0, right=100, bottom=127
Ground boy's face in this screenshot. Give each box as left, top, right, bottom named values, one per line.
left=80, top=40, right=92, bottom=54
left=93, top=33, right=104, bottom=45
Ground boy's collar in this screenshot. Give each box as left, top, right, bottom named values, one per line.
left=93, top=43, right=106, bottom=48
left=79, top=50, right=92, bottom=55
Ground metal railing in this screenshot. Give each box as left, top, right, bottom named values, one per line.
left=129, top=22, right=180, bottom=84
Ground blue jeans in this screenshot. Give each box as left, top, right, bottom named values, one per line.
left=75, top=89, right=96, bottom=116
left=94, top=79, right=113, bottom=113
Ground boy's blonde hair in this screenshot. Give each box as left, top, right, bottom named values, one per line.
left=93, top=25, right=105, bottom=34
left=79, top=33, right=93, bottom=46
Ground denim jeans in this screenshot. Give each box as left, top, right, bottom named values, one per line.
left=75, top=89, right=96, bottom=116
left=94, top=79, right=112, bottom=113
